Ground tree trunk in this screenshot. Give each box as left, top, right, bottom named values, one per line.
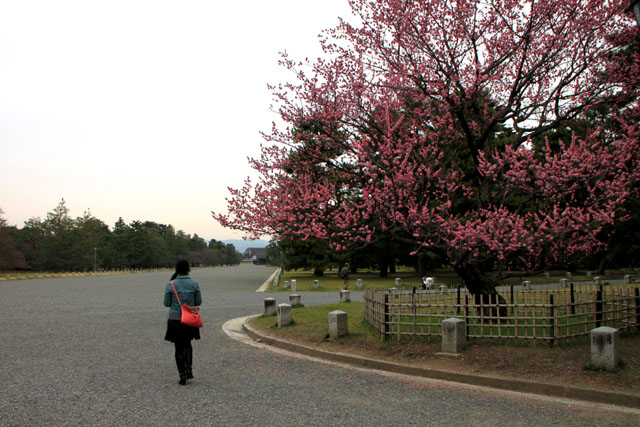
left=453, top=264, right=507, bottom=320
left=313, top=267, right=324, bottom=277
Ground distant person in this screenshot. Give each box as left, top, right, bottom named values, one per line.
left=164, top=259, right=202, bottom=385
left=422, top=276, right=434, bottom=290
left=339, top=263, right=350, bottom=290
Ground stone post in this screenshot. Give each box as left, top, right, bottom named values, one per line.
left=624, top=275, right=631, bottom=284
left=356, top=279, right=362, bottom=289
left=328, top=310, right=349, bottom=338
left=313, top=280, right=319, bottom=289
left=566, top=272, right=572, bottom=279
left=340, top=290, right=351, bottom=303
left=283, top=280, right=290, bottom=289
left=291, top=279, right=297, bottom=292
left=594, top=277, right=601, bottom=285
left=522, top=281, right=531, bottom=290
left=289, top=294, right=301, bottom=306
left=438, top=285, right=447, bottom=293
left=543, top=272, right=550, bottom=280
left=441, top=318, right=466, bottom=354
left=264, top=298, right=276, bottom=316
left=590, top=327, right=620, bottom=370
left=586, top=271, right=592, bottom=279
left=277, top=304, right=292, bottom=327
left=395, top=278, right=401, bottom=286
left=559, top=279, right=568, bottom=288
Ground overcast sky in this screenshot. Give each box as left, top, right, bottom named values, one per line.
left=0, top=0, right=353, bottom=240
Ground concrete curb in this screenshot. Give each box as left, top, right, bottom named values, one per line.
left=242, top=317, right=640, bottom=409
left=256, top=269, right=280, bottom=292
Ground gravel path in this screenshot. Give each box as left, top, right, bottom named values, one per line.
left=0, top=265, right=636, bottom=426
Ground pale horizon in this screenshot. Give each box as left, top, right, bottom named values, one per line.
left=0, top=0, right=354, bottom=241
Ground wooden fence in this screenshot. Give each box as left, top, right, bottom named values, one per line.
left=364, top=284, right=640, bottom=344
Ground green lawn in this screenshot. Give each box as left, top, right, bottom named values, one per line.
left=271, top=267, right=632, bottom=292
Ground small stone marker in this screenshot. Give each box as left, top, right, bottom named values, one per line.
left=289, top=294, right=301, bottom=306
left=356, top=278, right=362, bottom=289
left=313, top=280, right=319, bottom=289
left=594, top=276, right=601, bottom=285
left=441, top=318, right=466, bottom=354
left=328, top=310, right=349, bottom=338
left=522, top=281, right=531, bottom=289
left=590, top=327, right=620, bottom=370
left=283, top=280, right=290, bottom=289
left=559, top=279, right=567, bottom=288
left=543, top=272, right=550, bottom=280
left=291, top=280, right=297, bottom=292
left=264, top=298, right=276, bottom=316
left=277, top=303, right=292, bottom=327
left=566, top=272, right=572, bottom=279
left=586, top=271, right=592, bottom=279
left=394, top=278, right=401, bottom=286
left=438, top=285, right=447, bottom=293
left=340, top=290, right=351, bottom=303
left=624, top=275, right=631, bottom=284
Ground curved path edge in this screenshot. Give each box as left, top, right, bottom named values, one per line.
left=236, top=316, right=640, bottom=410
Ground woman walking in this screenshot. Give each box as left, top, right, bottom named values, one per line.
left=164, top=259, right=202, bottom=385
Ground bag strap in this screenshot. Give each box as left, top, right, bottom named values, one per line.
left=170, top=280, right=181, bottom=305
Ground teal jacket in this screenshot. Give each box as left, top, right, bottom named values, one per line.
left=164, top=275, right=202, bottom=320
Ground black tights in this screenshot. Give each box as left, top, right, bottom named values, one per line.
left=174, top=339, right=192, bottom=356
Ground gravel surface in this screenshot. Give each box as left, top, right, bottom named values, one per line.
left=0, top=265, right=637, bottom=426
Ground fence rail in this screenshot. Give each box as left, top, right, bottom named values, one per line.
left=364, top=284, right=640, bottom=344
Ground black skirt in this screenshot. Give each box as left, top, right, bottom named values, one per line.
left=164, top=319, right=201, bottom=342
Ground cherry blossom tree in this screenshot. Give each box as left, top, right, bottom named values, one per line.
left=215, top=0, right=640, bottom=296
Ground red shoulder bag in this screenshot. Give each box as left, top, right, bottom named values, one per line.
left=171, top=280, right=203, bottom=328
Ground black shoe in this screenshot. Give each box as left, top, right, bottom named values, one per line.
left=179, top=375, right=188, bottom=385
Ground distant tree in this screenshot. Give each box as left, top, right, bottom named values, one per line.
left=0, top=208, right=27, bottom=270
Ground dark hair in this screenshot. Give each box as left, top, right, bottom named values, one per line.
left=170, top=259, right=190, bottom=280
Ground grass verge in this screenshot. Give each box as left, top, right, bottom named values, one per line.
left=248, top=302, right=640, bottom=394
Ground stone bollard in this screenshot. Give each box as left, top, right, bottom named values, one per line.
left=284, top=280, right=290, bottom=289
left=395, top=278, right=401, bottom=286
left=590, top=327, right=620, bottom=370
left=441, top=318, right=466, bottom=354
left=594, top=276, right=601, bottom=285
left=586, top=271, right=592, bottom=279
left=277, top=304, right=292, bottom=327
left=543, top=272, right=550, bottom=280
left=559, top=279, right=568, bottom=288
left=313, top=280, right=319, bottom=289
left=328, top=310, right=349, bottom=338
left=566, top=272, right=572, bottom=279
left=264, top=298, right=276, bottom=316
left=289, top=294, right=302, bottom=306
left=340, top=290, right=351, bottom=303
left=522, top=280, right=531, bottom=290
left=356, top=278, right=362, bottom=289
left=438, top=285, right=447, bottom=293
left=624, top=275, right=631, bottom=284
left=291, top=280, right=297, bottom=292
